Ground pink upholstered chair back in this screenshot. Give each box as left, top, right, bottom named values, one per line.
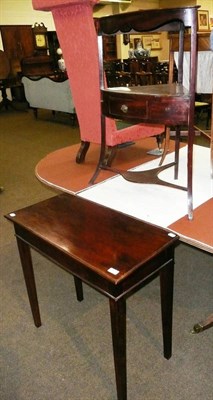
left=32, top=0, right=164, bottom=148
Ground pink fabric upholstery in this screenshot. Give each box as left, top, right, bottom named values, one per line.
left=32, top=0, right=164, bottom=146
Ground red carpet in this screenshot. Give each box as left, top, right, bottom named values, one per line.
left=169, top=198, right=213, bottom=252
left=35, top=137, right=175, bottom=193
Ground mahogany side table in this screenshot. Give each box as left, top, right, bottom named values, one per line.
left=5, top=193, right=179, bottom=400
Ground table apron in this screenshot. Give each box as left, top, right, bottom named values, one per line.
left=14, top=225, right=175, bottom=301
left=102, top=93, right=189, bottom=125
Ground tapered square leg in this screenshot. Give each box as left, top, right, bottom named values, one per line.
left=74, top=276, right=84, bottom=301
left=109, top=298, right=127, bottom=400
left=160, top=260, right=174, bottom=359
left=16, top=237, right=41, bottom=327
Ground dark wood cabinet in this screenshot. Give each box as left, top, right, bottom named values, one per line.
left=21, top=55, right=55, bottom=77
left=0, top=24, right=117, bottom=77
left=47, top=31, right=61, bottom=71
left=0, top=25, right=35, bottom=76
left=0, top=25, right=62, bottom=78
left=169, top=31, right=211, bottom=51
left=103, top=35, right=117, bottom=60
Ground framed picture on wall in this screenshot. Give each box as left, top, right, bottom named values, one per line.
left=151, top=38, right=161, bottom=50
left=142, top=36, right=152, bottom=49
left=197, top=10, right=210, bottom=32
left=142, top=36, right=161, bottom=50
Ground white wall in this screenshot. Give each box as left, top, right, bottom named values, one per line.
left=0, top=0, right=55, bottom=28
left=0, top=0, right=160, bottom=27
left=199, top=0, right=213, bottom=21
left=0, top=0, right=55, bottom=49
left=159, top=0, right=213, bottom=20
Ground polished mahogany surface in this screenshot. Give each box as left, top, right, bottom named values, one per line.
left=5, top=193, right=178, bottom=400
left=102, top=83, right=189, bottom=125
left=5, top=193, right=178, bottom=289
left=103, top=84, right=189, bottom=97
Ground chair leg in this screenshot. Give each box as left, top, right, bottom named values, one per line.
left=191, top=313, right=213, bottom=334
left=156, top=134, right=164, bottom=151
left=76, top=141, right=90, bottom=163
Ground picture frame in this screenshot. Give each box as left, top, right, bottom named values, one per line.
left=197, top=10, right=210, bottom=32
left=151, top=38, right=161, bottom=50
left=142, top=36, right=161, bottom=50
left=142, top=36, right=152, bottom=49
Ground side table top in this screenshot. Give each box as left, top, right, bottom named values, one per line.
left=102, top=83, right=189, bottom=98
left=5, top=194, right=179, bottom=284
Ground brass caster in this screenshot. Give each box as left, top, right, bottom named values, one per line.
left=191, top=314, right=213, bottom=334
left=191, top=323, right=204, bottom=334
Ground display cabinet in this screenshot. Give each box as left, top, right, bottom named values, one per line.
left=93, top=6, right=199, bottom=220
left=103, top=35, right=117, bottom=60
left=0, top=25, right=35, bottom=76
left=0, top=25, right=57, bottom=79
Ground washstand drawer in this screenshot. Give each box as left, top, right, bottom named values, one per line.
left=102, top=90, right=189, bottom=124
left=102, top=91, right=148, bottom=120
left=149, top=97, right=189, bottom=125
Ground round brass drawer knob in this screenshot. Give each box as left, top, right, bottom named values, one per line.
left=121, top=104, right=128, bottom=113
